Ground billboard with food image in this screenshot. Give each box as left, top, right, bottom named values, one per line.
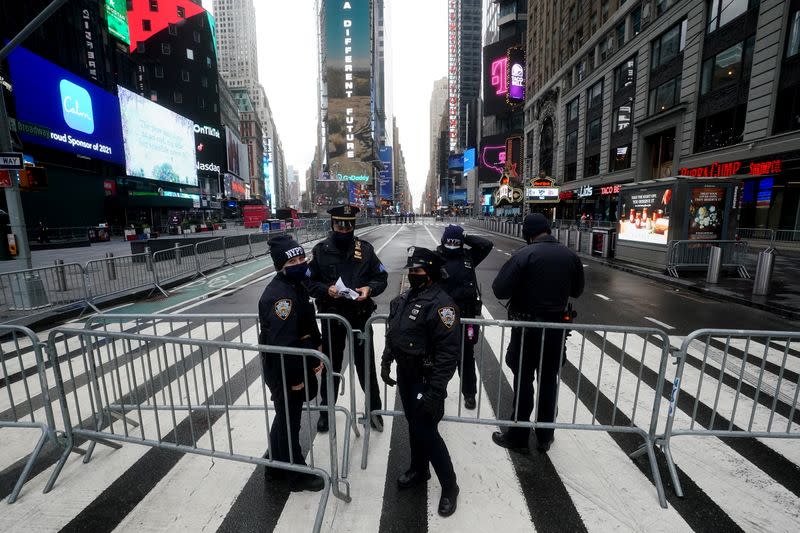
left=618, top=185, right=673, bottom=245
left=688, top=186, right=726, bottom=241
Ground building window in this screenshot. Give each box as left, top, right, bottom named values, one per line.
left=149, top=90, right=158, bottom=102
left=587, top=80, right=603, bottom=109
left=149, top=0, right=158, bottom=12
left=694, top=104, right=747, bottom=151
left=161, top=42, right=171, bottom=55
left=186, top=48, right=194, bottom=60
left=651, top=20, right=688, bottom=71
left=774, top=86, right=800, bottom=133
left=566, top=97, right=579, bottom=122
left=610, top=144, right=632, bottom=171
left=201, top=76, right=208, bottom=88
left=649, top=76, right=682, bottom=114
left=565, top=162, right=577, bottom=182
left=181, top=70, right=190, bottom=82
left=700, top=37, right=755, bottom=95
left=707, top=0, right=759, bottom=33
left=632, top=6, right=642, bottom=36
left=614, top=56, right=636, bottom=92
left=616, top=22, right=626, bottom=49
left=577, top=60, right=586, bottom=82
left=142, top=19, right=151, bottom=31
left=154, top=64, right=164, bottom=78
left=193, top=31, right=201, bottom=43
left=656, top=0, right=669, bottom=16
left=613, top=105, right=632, bottom=131
left=174, top=91, right=183, bottom=104
left=586, top=117, right=601, bottom=144
left=136, top=41, right=145, bottom=53
left=584, top=154, right=601, bottom=177
left=126, top=0, right=132, bottom=10
left=206, top=56, right=212, bottom=68
left=565, top=130, right=578, bottom=156
left=177, top=5, right=186, bottom=18
left=787, top=9, right=800, bottom=58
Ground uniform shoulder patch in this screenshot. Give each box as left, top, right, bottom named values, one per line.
left=274, top=299, right=293, bottom=320
left=438, top=306, right=456, bottom=329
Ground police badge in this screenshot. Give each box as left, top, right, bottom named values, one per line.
left=438, top=306, right=456, bottom=329
left=274, top=299, right=293, bottom=320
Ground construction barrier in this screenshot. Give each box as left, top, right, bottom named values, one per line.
left=667, top=240, right=750, bottom=279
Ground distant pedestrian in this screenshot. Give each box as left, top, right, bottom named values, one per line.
left=491, top=213, right=584, bottom=453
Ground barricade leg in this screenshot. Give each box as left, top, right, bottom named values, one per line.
left=4, top=423, right=49, bottom=504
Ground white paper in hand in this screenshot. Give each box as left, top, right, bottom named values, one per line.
left=335, top=277, right=359, bottom=300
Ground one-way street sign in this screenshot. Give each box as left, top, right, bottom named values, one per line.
left=0, top=152, right=23, bottom=170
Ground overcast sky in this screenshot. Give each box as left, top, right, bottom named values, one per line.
left=203, top=0, right=449, bottom=209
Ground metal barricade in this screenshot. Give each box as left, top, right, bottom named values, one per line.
left=153, top=243, right=200, bottom=291
left=657, top=329, right=800, bottom=498
left=223, top=234, right=253, bottom=264
left=195, top=238, right=225, bottom=273
left=0, top=263, right=90, bottom=323
left=46, top=326, right=351, bottom=532
left=361, top=314, right=672, bottom=508
left=84, top=312, right=361, bottom=478
left=249, top=232, right=271, bottom=258
left=736, top=227, right=774, bottom=242
left=84, top=252, right=158, bottom=306
left=0, top=325, right=61, bottom=503
left=667, top=240, right=750, bottom=279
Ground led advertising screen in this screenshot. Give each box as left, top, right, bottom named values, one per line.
left=688, top=186, right=726, bottom=241
left=507, top=47, right=525, bottom=105
left=378, top=146, right=393, bottom=200
left=125, top=0, right=206, bottom=53
left=105, top=0, right=130, bottom=45
left=225, top=127, right=242, bottom=177
left=463, top=148, right=476, bottom=174
left=478, top=133, right=523, bottom=183
left=325, top=0, right=373, bottom=179
left=6, top=46, right=125, bottom=164
left=118, top=86, right=197, bottom=186
left=482, top=37, right=520, bottom=116
left=618, top=186, right=673, bottom=245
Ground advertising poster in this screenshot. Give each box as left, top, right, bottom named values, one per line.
left=105, top=0, right=130, bottom=45
left=6, top=46, right=125, bottom=164
left=688, top=186, right=726, bottom=241
left=618, top=186, right=673, bottom=245
left=225, top=127, right=241, bottom=176
left=118, top=86, right=197, bottom=186
left=325, top=0, right=373, bottom=179
left=507, top=47, right=525, bottom=105
left=378, top=146, right=393, bottom=200
left=482, top=36, right=520, bottom=116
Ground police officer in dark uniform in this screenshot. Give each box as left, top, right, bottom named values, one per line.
left=436, top=224, right=493, bottom=409
left=490, top=213, right=584, bottom=453
left=258, top=234, right=325, bottom=492
left=381, top=246, right=460, bottom=517
left=307, top=204, right=388, bottom=433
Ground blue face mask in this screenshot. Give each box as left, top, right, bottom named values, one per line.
left=332, top=231, right=354, bottom=249
left=284, top=263, right=310, bottom=282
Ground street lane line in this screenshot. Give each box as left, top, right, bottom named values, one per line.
left=595, top=293, right=613, bottom=301
left=376, top=225, right=406, bottom=254
left=423, top=223, right=440, bottom=246
left=644, top=317, right=675, bottom=330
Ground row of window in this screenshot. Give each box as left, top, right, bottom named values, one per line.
left=140, top=19, right=202, bottom=44
left=134, top=0, right=187, bottom=19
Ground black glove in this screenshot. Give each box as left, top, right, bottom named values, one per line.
left=420, top=391, right=445, bottom=423
left=381, top=360, right=396, bottom=386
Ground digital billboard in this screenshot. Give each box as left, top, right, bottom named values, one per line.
left=224, top=174, right=246, bottom=198
left=378, top=146, right=393, bottom=200
left=118, top=86, right=197, bottom=186
left=478, top=133, right=523, bottom=183
left=225, top=127, right=243, bottom=177
left=325, top=0, right=373, bottom=178
left=508, top=47, right=525, bottom=105
left=618, top=186, right=673, bottom=246
left=105, top=0, right=130, bottom=45
left=6, top=46, right=125, bottom=164
left=448, top=0, right=459, bottom=152
left=483, top=37, right=521, bottom=116
left=125, top=0, right=206, bottom=53
left=463, top=148, right=476, bottom=174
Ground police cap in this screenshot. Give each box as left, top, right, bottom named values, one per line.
left=405, top=246, right=444, bottom=270
left=328, top=204, right=359, bottom=228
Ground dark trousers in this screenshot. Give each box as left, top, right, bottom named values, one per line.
left=269, top=387, right=306, bottom=469
left=397, top=367, right=457, bottom=490
left=504, top=326, right=567, bottom=445
left=319, top=313, right=382, bottom=412
left=457, top=325, right=477, bottom=397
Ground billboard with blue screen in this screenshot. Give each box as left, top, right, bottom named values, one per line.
left=6, top=46, right=125, bottom=164
left=378, top=146, right=393, bottom=200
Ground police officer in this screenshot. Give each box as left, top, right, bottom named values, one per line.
left=307, top=204, right=388, bottom=432
left=381, top=246, right=460, bottom=517
left=258, top=234, right=324, bottom=492
left=490, top=213, right=584, bottom=453
left=436, top=224, right=493, bottom=409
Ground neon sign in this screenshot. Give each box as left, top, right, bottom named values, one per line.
left=679, top=159, right=783, bottom=178
left=491, top=57, right=509, bottom=96
left=600, top=184, right=622, bottom=195
left=448, top=0, right=459, bottom=152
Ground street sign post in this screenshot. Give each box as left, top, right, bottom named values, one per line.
left=0, top=152, right=23, bottom=169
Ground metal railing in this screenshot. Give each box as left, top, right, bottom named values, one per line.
left=737, top=227, right=800, bottom=248
left=84, top=252, right=158, bottom=306
left=657, top=329, right=800, bottom=498
left=45, top=326, right=351, bottom=532
left=0, top=263, right=90, bottom=320
left=0, top=325, right=62, bottom=503
left=360, top=314, right=673, bottom=508
left=222, top=234, right=253, bottom=264
left=666, top=240, right=750, bottom=278
left=195, top=238, right=226, bottom=273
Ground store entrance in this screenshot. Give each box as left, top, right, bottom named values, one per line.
left=646, top=128, right=675, bottom=179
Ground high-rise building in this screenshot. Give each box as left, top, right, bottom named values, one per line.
left=424, top=77, right=449, bottom=213
left=450, top=0, right=482, bottom=152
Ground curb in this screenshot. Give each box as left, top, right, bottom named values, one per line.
left=467, top=222, right=800, bottom=322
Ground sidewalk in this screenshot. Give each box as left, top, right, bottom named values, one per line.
left=466, top=221, right=800, bottom=321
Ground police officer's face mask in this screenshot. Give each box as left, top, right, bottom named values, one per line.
left=332, top=229, right=354, bottom=249
left=408, top=272, right=429, bottom=290
left=284, top=262, right=310, bottom=282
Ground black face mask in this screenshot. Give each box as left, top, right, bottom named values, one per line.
left=332, top=231, right=354, bottom=249
left=284, top=263, right=309, bottom=283
left=408, top=273, right=429, bottom=291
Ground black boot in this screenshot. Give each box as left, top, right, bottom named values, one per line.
left=464, top=395, right=476, bottom=410
left=397, top=469, right=431, bottom=489
left=438, top=485, right=460, bottom=517
left=491, top=431, right=530, bottom=454
left=288, top=472, right=325, bottom=492
left=317, top=412, right=329, bottom=433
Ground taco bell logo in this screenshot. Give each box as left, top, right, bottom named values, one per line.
left=60, top=79, right=94, bottom=134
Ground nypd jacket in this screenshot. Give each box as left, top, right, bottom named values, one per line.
left=382, top=283, right=460, bottom=397
left=492, top=235, right=584, bottom=317
left=258, top=273, right=322, bottom=394
left=307, top=235, right=388, bottom=315
left=436, top=234, right=493, bottom=316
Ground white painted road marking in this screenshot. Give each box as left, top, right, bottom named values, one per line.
left=376, top=225, right=406, bottom=254
left=644, top=316, right=676, bottom=330
left=595, top=293, right=612, bottom=301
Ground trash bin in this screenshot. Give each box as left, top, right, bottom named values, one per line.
left=591, top=228, right=615, bottom=258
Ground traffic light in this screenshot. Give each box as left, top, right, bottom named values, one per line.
left=19, top=166, right=48, bottom=190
